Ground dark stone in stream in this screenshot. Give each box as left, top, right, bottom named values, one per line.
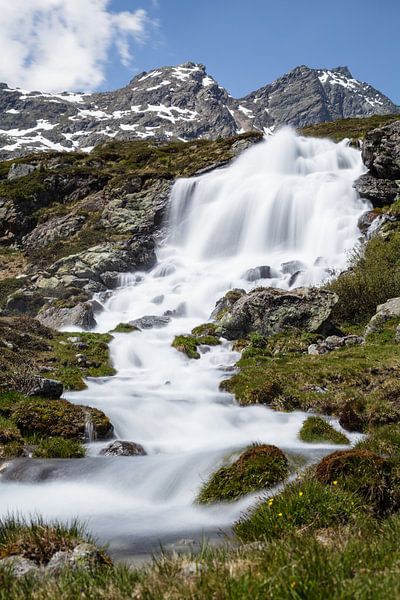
left=129, top=315, right=171, bottom=329
left=242, top=265, right=273, bottom=282
left=100, top=440, right=147, bottom=457
left=281, top=260, right=306, bottom=275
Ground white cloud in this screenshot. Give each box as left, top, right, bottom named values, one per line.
left=0, top=0, right=153, bottom=92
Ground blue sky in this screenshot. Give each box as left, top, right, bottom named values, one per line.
left=0, top=0, right=398, bottom=102
left=105, top=0, right=400, bottom=103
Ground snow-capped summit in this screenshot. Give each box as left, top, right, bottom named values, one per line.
left=0, top=63, right=398, bottom=159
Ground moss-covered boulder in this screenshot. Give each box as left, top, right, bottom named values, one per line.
left=197, top=444, right=289, bottom=504
left=314, top=449, right=400, bottom=515
left=299, top=416, right=349, bottom=444
left=12, top=399, right=113, bottom=441
left=172, top=333, right=221, bottom=359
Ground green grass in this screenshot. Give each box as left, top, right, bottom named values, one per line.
left=300, top=114, right=400, bottom=141
left=32, top=438, right=85, bottom=459
left=220, top=321, right=400, bottom=431
left=0, top=517, right=101, bottom=565
left=299, top=416, right=350, bottom=444
left=197, top=444, right=289, bottom=503
left=234, top=478, right=363, bottom=542
left=355, top=424, right=400, bottom=456
left=0, top=279, right=24, bottom=309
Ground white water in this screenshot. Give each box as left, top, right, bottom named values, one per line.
left=0, top=129, right=368, bottom=556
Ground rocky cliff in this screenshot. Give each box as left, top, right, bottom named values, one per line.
left=0, top=63, right=398, bottom=160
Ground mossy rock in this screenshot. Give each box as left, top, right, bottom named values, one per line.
left=299, top=416, right=350, bottom=444
left=191, top=323, right=218, bottom=337
left=111, top=323, right=139, bottom=334
left=12, top=399, right=113, bottom=441
left=314, top=449, right=400, bottom=515
left=33, top=437, right=86, bottom=458
left=172, top=334, right=221, bottom=359
left=197, top=444, right=289, bottom=504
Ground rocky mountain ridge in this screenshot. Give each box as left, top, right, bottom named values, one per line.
left=0, top=63, right=398, bottom=159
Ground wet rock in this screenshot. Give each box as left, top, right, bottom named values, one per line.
left=214, top=287, right=338, bottom=340
left=100, top=440, right=146, bottom=456
left=0, top=555, right=40, bottom=577
left=37, top=302, right=97, bottom=330
left=358, top=210, right=383, bottom=234
left=211, top=288, right=245, bottom=320
left=365, top=297, right=400, bottom=336
left=281, top=260, right=306, bottom=275
left=130, top=315, right=171, bottom=329
left=242, top=265, right=273, bottom=282
left=29, top=378, right=63, bottom=399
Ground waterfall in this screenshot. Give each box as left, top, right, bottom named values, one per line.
left=0, top=129, right=368, bottom=557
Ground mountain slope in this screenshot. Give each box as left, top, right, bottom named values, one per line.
left=0, top=63, right=398, bottom=159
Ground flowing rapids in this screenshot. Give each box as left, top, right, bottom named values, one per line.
left=0, top=129, right=369, bottom=557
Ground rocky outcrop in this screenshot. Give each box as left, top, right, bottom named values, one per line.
left=36, top=302, right=98, bottom=330
left=308, top=335, right=364, bottom=355
left=354, top=121, right=400, bottom=208
left=213, top=287, right=338, bottom=340
left=0, top=63, right=398, bottom=160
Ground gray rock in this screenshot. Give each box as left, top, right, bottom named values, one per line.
left=37, top=302, right=97, bottom=330
left=0, top=555, right=39, bottom=577
left=242, top=265, right=273, bottom=282
left=7, top=163, right=37, bottom=180
left=308, top=335, right=364, bottom=355
left=365, top=297, right=400, bottom=336
left=362, top=121, right=400, bottom=179
left=214, top=287, right=338, bottom=340
left=281, top=260, right=306, bottom=275
left=100, top=440, right=146, bottom=456
left=47, top=543, right=107, bottom=574
left=353, top=173, right=399, bottom=207
left=29, top=378, right=63, bottom=399
left=130, top=315, right=171, bottom=329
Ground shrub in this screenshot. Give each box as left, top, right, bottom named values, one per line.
left=197, top=444, right=289, bottom=503
left=328, top=233, right=400, bottom=324
left=299, top=416, right=350, bottom=444
left=33, top=438, right=85, bottom=459
left=234, top=478, right=363, bottom=542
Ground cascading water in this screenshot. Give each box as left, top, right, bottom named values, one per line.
left=0, top=129, right=369, bottom=558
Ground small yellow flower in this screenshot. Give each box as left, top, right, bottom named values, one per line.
left=333, top=480, right=338, bottom=485
left=299, top=492, right=303, bottom=497
left=278, top=512, right=283, bottom=517
left=291, top=581, right=297, bottom=589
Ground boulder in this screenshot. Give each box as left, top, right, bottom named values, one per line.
left=308, top=335, right=364, bottom=355
left=214, top=287, right=338, bottom=340
left=37, top=302, right=97, bottom=330
left=7, top=163, right=37, bottom=180
left=242, top=265, right=273, bottom=282
left=100, top=440, right=146, bottom=456
left=353, top=173, right=399, bottom=207
left=29, top=378, right=63, bottom=399
left=365, top=297, right=400, bottom=336
left=46, top=543, right=109, bottom=573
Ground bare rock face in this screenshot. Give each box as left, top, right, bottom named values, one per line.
left=362, top=121, right=400, bottom=179
left=214, top=287, right=338, bottom=340
left=365, top=297, right=400, bottom=336
left=354, top=121, right=400, bottom=207
left=37, top=302, right=97, bottom=330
